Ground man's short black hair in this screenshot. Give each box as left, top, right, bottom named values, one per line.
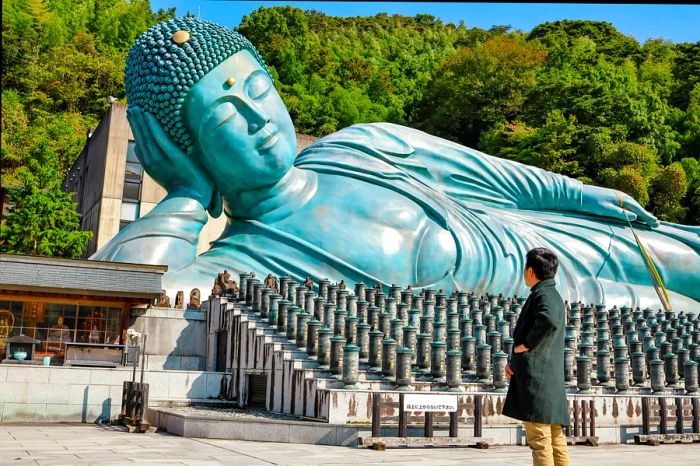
left=526, top=248, right=559, bottom=280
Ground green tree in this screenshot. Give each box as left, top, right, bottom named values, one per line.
left=648, top=163, right=688, bottom=222
left=1, top=142, right=92, bottom=257
left=414, top=36, right=547, bottom=147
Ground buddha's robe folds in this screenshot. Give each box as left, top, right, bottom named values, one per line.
left=93, top=123, right=700, bottom=310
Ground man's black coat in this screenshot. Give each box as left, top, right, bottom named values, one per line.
left=502, top=278, right=569, bottom=426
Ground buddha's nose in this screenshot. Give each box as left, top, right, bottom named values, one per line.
left=243, top=100, right=270, bottom=134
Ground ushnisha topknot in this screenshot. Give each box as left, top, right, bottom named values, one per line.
left=125, top=17, right=270, bottom=154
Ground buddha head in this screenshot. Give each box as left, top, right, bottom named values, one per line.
left=125, top=17, right=297, bottom=195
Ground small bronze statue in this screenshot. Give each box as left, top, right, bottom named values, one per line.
left=187, top=288, right=201, bottom=309
left=155, top=290, right=171, bottom=307
left=211, top=269, right=239, bottom=298
left=175, top=290, right=185, bottom=309
left=264, top=273, right=279, bottom=293
left=304, top=277, right=313, bottom=290
left=338, top=280, right=346, bottom=290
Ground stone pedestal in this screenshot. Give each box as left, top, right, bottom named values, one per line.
left=357, top=322, right=370, bottom=360
left=330, top=335, right=347, bottom=378
left=576, top=355, right=592, bottom=393
left=446, top=349, right=463, bottom=391
left=430, top=341, right=446, bottom=382
left=306, top=319, right=321, bottom=359
left=382, top=338, right=397, bottom=380
left=650, top=358, right=666, bottom=392
left=475, top=343, right=491, bottom=383
left=492, top=351, right=508, bottom=392
left=368, top=329, right=383, bottom=373
left=317, top=327, right=333, bottom=368
left=342, top=344, right=360, bottom=388
left=395, top=346, right=414, bottom=390
left=614, top=356, right=630, bottom=392
left=461, top=336, right=476, bottom=373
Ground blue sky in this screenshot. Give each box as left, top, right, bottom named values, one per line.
left=150, top=2, right=700, bottom=44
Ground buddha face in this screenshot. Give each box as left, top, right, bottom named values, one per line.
left=184, top=50, right=297, bottom=193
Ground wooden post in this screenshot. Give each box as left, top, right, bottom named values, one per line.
left=581, top=400, right=588, bottom=437
left=693, top=397, right=700, bottom=434
left=675, top=397, right=684, bottom=434
left=573, top=400, right=580, bottom=437
left=659, top=397, right=668, bottom=435
left=642, top=397, right=650, bottom=435
left=474, top=394, right=483, bottom=438
left=424, top=412, right=434, bottom=438
left=589, top=400, right=596, bottom=438
left=399, top=393, right=406, bottom=438
left=372, top=393, right=381, bottom=438
left=449, top=411, right=458, bottom=438
left=565, top=399, right=572, bottom=436
left=120, top=381, right=131, bottom=419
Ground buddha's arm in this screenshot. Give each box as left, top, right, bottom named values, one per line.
left=90, top=195, right=208, bottom=271
left=365, top=123, right=656, bottom=225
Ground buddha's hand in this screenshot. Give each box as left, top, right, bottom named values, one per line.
left=581, top=185, right=659, bottom=228
left=127, top=106, right=221, bottom=216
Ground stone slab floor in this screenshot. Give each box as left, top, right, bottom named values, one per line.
left=1, top=424, right=698, bottom=465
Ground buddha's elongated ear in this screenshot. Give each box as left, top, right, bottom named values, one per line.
left=208, top=189, right=223, bottom=218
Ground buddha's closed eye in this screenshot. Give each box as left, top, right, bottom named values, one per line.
left=246, top=70, right=272, bottom=100
left=214, top=102, right=237, bottom=129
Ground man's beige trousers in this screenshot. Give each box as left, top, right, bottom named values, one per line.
left=523, top=421, right=571, bottom=466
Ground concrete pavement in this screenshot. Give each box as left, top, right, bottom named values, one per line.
left=1, top=424, right=698, bottom=465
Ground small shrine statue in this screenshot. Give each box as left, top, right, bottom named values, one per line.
left=212, top=269, right=238, bottom=298
left=175, top=290, right=185, bottom=309
left=304, top=277, right=313, bottom=290
left=187, top=288, right=201, bottom=309
left=338, top=280, right=346, bottom=290
left=264, top=273, right=279, bottom=292
left=155, top=290, right=171, bottom=307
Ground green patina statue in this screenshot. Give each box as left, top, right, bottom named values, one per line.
left=92, top=17, right=700, bottom=310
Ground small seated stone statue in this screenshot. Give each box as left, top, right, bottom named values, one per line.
left=188, top=288, right=201, bottom=309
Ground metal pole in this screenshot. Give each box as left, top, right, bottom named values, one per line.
left=140, top=334, right=148, bottom=385
left=399, top=393, right=406, bottom=437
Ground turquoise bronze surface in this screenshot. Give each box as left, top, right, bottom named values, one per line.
left=92, top=18, right=700, bottom=310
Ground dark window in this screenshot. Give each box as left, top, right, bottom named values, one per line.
left=121, top=140, right=142, bottom=227
left=126, top=141, right=139, bottom=163
left=122, top=181, right=141, bottom=202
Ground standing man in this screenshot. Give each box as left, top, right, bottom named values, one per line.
left=503, top=248, right=570, bottom=466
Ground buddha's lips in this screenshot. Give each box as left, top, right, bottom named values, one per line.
left=257, top=130, right=279, bottom=153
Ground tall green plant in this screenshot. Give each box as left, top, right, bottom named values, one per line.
left=1, top=142, right=92, bottom=257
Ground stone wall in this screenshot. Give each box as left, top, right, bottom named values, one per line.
left=128, top=307, right=207, bottom=371
left=0, top=365, right=230, bottom=423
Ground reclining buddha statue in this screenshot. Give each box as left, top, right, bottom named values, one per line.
left=92, top=17, right=700, bottom=310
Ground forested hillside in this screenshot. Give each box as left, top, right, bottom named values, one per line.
left=2, top=3, right=699, bottom=228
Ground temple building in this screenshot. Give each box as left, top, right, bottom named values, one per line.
left=0, top=253, right=165, bottom=364
left=63, top=101, right=319, bottom=258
